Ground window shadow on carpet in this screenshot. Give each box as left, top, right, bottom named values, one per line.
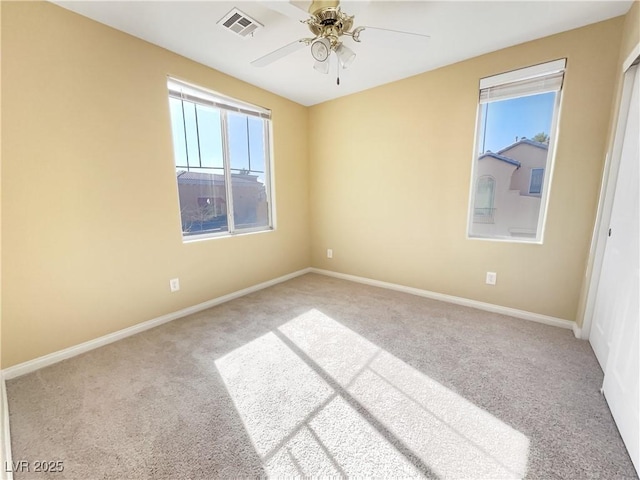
left=215, top=308, right=530, bottom=478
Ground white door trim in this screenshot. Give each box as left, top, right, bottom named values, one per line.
left=623, top=43, right=640, bottom=72
left=581, top=45, right=640, bottom=340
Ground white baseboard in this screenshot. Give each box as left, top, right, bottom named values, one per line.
left=2, top=264, right=577, bottom=380
left=572, top=322, right=583, bottom=339
left=1, top=376, right=13, bottom=480
left=310, top=268, right=575, bottom=331
left=2, top=268, right=311, bottom=381
left=0, top=264, right=576, bottom=477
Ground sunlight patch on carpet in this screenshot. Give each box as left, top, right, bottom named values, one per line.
left=216, top=309, right=529, bottom=478
left=215, top=332, right=419, bottom=477
left=280, top=309, right=530, bottom=479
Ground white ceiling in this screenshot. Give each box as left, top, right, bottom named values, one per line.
left=53, top=0, right=632, bottom=106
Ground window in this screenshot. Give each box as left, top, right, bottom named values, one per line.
left=468, top=59, right=565, bottom=242
left=474, top=176, right=496, bottom=224
left=167, top=78, right=273, bottom=239
left=529, top=168, right=544, bottom=195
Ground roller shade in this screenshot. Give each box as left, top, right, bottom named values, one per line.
left=479, top=59, right=566, bottom=104
left=168, top=78, right=271, bottom=119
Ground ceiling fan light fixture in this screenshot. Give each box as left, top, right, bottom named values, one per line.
left=310, top=37, right=331, bottom=62
left=250, top=0, right=431, bottom=85
left=336, top=43, right=355, bottom=68
left=313, top=59, right=330, bottom=74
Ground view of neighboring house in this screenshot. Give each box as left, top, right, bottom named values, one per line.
left=472, top=138, right=549, bottom=238
left=177, top=170, right=268, bottom=234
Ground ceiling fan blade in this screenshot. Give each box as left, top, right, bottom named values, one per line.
left=357, top=26, right=430, bottom=40
left=261, top=1, right=310, bottom=22
left=251, top=40, right=308, bottom=67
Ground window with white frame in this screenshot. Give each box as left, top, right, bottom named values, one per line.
left=167, top=78, right=273, bottom=239
left=529, top=168, right=544, bottom=195
left=468, top=59, right=565, bottom=242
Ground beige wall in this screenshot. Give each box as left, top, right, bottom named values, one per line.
left=1, top=2, right=634, bottom=368
left=619, top=1, right=640, bottom=63
left=309, top=18, right=623, bottom=321
left=1, top=2, right=310, bottom=368
left=0, top=0, right=3, bottom=373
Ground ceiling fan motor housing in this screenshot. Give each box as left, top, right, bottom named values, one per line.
left=307, top=7, right=354, bottom=42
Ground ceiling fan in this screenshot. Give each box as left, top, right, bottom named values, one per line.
left=251, top=0, right=430, bottom=82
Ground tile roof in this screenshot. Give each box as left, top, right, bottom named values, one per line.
left=478, top=152, right=521, bottom=167
left=498, top=138, right=549, bottom=155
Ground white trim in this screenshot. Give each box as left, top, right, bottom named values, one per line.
left=265, top=119, right=276, bottom=230
left=182, top=226, right=275, bottom=244
left=467, top=100, right=486, bottom=238
left=2, top=268, right=311, bottom=380
left=468, top=60, right=564, bottom=245
left=479, top=58, right=566, bottom=89
left=220, top=109, right=236, bottom=233
left=310, top=268, right=574, bottom=330
left=573, top=323, right=583, bottom=339
left=534, top=85, right=563, bottom=245
left=581, top=152, right=617, bottom=340
left=622, top=43, right=640, bottom=73
left=1, top=376, right=13, bottom=480
left=581, top=55, right=640, bottom=340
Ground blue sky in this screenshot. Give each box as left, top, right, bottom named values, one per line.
left=479, top=92, right=556, bottom=153
left=169, top=98, right=265, bottom=178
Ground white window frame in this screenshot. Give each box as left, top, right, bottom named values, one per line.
left=467, top=59, right=566, bottom=244
left=167, top=77, right=275, bottom=242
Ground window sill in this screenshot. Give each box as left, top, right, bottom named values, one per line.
left=467, top=234, right=543, bottom=245
left=182, top=226, right=275, bottom=244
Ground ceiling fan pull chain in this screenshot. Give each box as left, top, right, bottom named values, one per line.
left=337, top=55, right=340, bottom=85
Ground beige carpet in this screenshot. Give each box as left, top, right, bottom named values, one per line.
left=6, top=273, right=638, bottom=479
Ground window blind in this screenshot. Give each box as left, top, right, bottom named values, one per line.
left=479, top=59, right=566, bottom=104
left=168, top=78, right=271, bottom=120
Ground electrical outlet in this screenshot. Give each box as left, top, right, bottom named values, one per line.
left=486, top=272, right=497, bottom=285
left=327, top=249, right=333, bottom=259
left=169, top=278, right=180, bottom=292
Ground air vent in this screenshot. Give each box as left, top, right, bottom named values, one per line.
left=218, top=8, right=263, bottom=38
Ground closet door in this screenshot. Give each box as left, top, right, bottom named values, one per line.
left=600, top=63, right=639, bottom=474
left=589, top=62, right=638, bottom=370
